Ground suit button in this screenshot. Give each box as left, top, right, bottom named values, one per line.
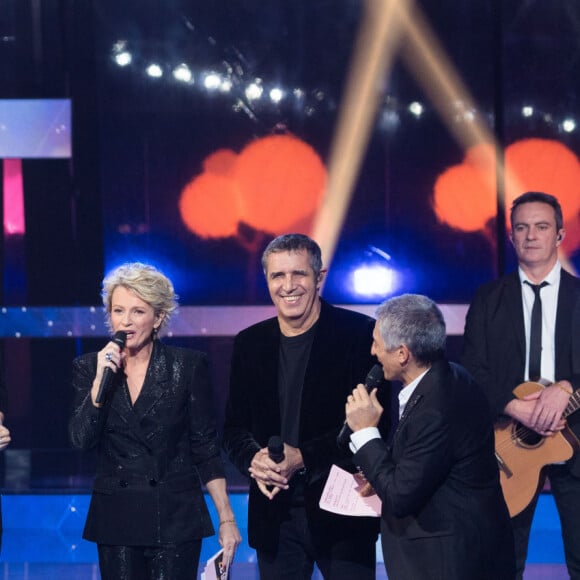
left=149, top=479, right=157, bottom=487
left=119, top=480, right=128, bottom=488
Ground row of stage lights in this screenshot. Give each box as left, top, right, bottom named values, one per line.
left=111, top=41, right=579, bottom=133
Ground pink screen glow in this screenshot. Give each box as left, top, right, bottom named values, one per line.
left=3, top=158, right=25, bottom=235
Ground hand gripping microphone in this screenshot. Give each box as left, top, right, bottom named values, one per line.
left=267, top=435, right=285, bottom=463
left=337, top=364, right=384, bottom=449
left=95, top=330, right=127, bottom=404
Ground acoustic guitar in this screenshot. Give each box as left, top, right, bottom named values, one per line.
left=494, top=381, right=580, bottom=517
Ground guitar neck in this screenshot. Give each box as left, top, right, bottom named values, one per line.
left=564, top=390, right=580, bottom=419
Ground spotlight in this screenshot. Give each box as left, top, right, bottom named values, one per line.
left=146, top=63, right=163, bottom=78
left=522, top=106, right=534, bottom=118
left=269, top=87, right=284, bottom=103
left=562, top=118, right=576, bottom=133
left=111, top=41, right=132, bottom=67
left=352, top=265, right=396, bottom=298
left=114, top=51, right=132, bottom=67
left=350, top=245, right=397, bottom=299
left=173, top=64, right=192, bottom=83
left=408, top=101, right=424, bottom=118
left=203, top=72, right=223, bottom=90
left=245, top=81, right=263, bottom=101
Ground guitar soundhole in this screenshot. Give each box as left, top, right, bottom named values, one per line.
left=511, top=423, right=543, bottom=448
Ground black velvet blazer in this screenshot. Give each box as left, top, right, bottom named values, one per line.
left=69, top=340, right=224, bottom=546
left=223, top=299, right=390, bottom=552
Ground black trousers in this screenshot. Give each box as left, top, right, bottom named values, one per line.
left=257, top=505, right=376, bottom=580
left=513, top=463, right=580, bottom=580
left=97, top=540, right=201, bottom=580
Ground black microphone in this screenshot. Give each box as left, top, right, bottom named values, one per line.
left=337, top=364, right=384, bottom=449
left=95, top=331, right=127, bottom=405
left=268, top=435, right=285, bottom=464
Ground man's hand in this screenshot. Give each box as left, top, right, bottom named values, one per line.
left=248, top=443, right=305, bottom=500
left=345, top=384, right=383, bottom=432
left=504, top=382, right=570, bottom=436
left=528, top=382, right=571, bottom=434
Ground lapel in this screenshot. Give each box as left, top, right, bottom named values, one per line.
left=302, top=301, right=331, bottom=396
left=109, top=340, right=170, bottom=451
left=392, top=370, right=434, bottom=441
left=251, top=318, right=282, bottom=430
left=392, top=360, right=449, bottom=442
left=133, top=340, right=171, bottom=419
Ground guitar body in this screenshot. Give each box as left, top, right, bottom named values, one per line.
left=494, top=382, right=580, bottom=517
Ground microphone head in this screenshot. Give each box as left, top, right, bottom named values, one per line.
left=267, top=435, right=284, bottom=456
left=365, top=364, right=384, bottom=389
left=112, top=330, right=127, bottom=348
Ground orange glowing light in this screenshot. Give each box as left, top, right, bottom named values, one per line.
left=234, top=134, right=326, bottom=233
left=179, top=173, right=242, bottom=239
left=203, top=149, right=237, bottom=176
left=433, top=139, right=580, bottom=253
left=433, top=143, right=496, bottom=231
left=179, top=134, right=326, bottom=240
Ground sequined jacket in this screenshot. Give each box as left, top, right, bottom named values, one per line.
left=69, top=340, right=224, bottom=546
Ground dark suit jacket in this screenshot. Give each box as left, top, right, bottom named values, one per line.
left=69, top=340, right=224, bottom=545
left=355, top=360, right=515, bottom=580
left=462, top=268, right=580, bottom=474
left=222, top=299, right=389, bottom=552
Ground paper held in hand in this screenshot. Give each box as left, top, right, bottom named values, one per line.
left=201, top=548, right=231, bottom=580
left=319, top=464, right=381, bottom=517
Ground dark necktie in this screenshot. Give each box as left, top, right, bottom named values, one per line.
left=525, top=281, right=549, bottom=382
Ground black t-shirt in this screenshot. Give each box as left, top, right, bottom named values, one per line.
left=278, top=322, right=317, bottom=447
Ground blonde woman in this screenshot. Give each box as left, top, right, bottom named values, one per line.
left=70, top=262, right=240, bottom=579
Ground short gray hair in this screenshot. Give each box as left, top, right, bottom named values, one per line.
left=375, top=294, right=446, bottom=365
left=261, top=233, right=323, bottom=278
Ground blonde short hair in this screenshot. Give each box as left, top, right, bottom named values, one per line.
left=101, top=262, right=178, bottom=333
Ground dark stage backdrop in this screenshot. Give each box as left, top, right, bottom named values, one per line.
left=2, top=0, right=580, bottom=490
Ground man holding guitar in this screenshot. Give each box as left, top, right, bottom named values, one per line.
left=463, top=191, right=580, bottom=579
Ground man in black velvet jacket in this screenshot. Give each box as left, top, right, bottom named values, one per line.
left=223, top=234, right=390, bottom=580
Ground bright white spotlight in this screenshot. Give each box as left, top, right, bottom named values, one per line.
left=408, top=101, right=424, bottom=117
left=173, top=64, right=192, bottom=83
left=114, top=51, right=132, bottom=67
left=220, top=78, right=233, bottom=92
left=352, top=265, right=395, bottom=297
left=245, top=82, right=263, bottom=101
left=562, top=118, right=576, bottom=133
left=522, top=106, right=534, bottom=117
left=203, top=72, right=221, bottom=90
left=269, top=87, right=284, bottom=103
left=146, top=63, right=163, bottom=78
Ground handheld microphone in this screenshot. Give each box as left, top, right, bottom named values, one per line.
left=337, top=364, right=384, bottom=449
left=267, top=435, right=285, bottom=463
left=95, top=331, right=127, bottom=405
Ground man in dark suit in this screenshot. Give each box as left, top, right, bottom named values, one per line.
left=463, top=191, right=580, bottom=579
left=223, top=233, right=389, bottom=580
left=346, top=294, right=515, bottom=580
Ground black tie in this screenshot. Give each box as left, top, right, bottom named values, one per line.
left=525, top=281, right=548, bottom=382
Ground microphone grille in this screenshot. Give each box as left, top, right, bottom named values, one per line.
left=267, top=435, right=284, bottom=454
left=112, top=330, right=127, bottom=348
left=365, top=364, right=384, bottom=389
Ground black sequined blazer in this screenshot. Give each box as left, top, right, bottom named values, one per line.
left=69, top=340, right=224, bottom=546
